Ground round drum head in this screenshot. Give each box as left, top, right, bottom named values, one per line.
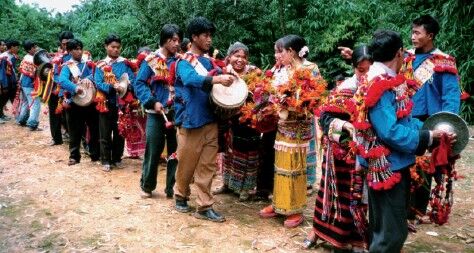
left=422, top=111, right=469, bottom=155
left=72, top=80, right=96, bottom=107
left=211, top=77, right=248, bottom=108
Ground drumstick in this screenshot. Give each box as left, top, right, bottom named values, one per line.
left=161, top=111, right=169, bottom=122
left=161, top=110, right=174, bottom=129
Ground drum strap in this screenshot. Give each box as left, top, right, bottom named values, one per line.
left=66, top=60, right=87, bottom=83
left=181, top=53, right=209, bottom=76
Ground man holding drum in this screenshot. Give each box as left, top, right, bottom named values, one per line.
left=94, top=34, right=136, bottom=172
left=134, top=24, right=182, bottom=199
left=173, top=17, right=234, bottom=222
left=59, top=39, right=100, bottom=166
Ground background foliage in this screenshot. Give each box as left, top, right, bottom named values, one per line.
left=1, top=0, right=473, bottom=122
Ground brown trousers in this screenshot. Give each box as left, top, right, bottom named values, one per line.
left=174, top=123, right=218, bottom=211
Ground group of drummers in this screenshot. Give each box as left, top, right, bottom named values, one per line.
left=1, top=14, right=465, bottom=253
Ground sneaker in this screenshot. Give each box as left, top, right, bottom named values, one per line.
left=102, top=164, right=111, bottom=172
left=68, top=158, right=79, bottom=166
left=1, top=115, right=11, bottom=121
left=239, top=191, right=250, bottom=201
left=193, top=208, right=226, bottom=222
left=175, top=199, right=191, bottom=213
left=29, top=126, right=43, bottom=131
left=140, top=190, right=152, bottom=199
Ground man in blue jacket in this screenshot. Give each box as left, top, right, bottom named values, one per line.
left=17, top=40, right=41, bottom=130
left=173, top=17, right=235, bottom=222
left=49, top=31, right=75, bottom=145
left=363, top=30, right=455, bottom=253
left=408, top=15, right=461, bottom=224
left=133, top=24, right=182, bottom=199
left=59, top=39, right=100, bottom=166
left=94, top=34, right=135, bottom=172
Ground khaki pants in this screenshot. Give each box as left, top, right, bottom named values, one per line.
left=174, top=123, right=218, bottom=211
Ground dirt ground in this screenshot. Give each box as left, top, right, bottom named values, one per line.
left=1, top=111, right=474, bottom=253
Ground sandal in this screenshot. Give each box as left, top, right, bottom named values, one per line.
left=259, top=205, right=277, bottom=218
left=284, top=214, right=304, bottom=228
left=302, top=230, right=318, bottom=249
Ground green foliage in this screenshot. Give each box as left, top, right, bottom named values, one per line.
left=1, top=0, right=473, bottom=122
left=0, top=0, right=66, bottom=53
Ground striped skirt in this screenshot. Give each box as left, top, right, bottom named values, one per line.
left=313, top=157, right=366, bottom=249
left=223, top=132, right=260, bottom=193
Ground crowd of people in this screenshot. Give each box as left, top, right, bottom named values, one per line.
left=0, top=14, right=462, bottom=252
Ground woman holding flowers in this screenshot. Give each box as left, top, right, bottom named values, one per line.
left=259, top=35, right=326, bottom=228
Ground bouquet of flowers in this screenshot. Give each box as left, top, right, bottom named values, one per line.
left=276, top=68, right=327, bottom=119
left=239, top=71, right=279, bottom=133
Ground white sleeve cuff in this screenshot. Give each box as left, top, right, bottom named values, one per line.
left=328, top=118, right=346, bottom=143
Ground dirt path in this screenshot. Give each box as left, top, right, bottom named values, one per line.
left=1, top=112, right=474, bottom=253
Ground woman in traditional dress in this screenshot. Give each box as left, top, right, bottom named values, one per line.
left=303, top=45, right=373, bottom=250
left=259, top=35, right=321, bottom=228
left=254, top=38, right=286, bottom=200
left=213, top=42, right=262, bottom=201
left=120, top=47, right=151, bottom=159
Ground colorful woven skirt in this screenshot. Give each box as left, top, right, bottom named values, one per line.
left=306, top=117, right=317, bottom=186
left=313, top=157, right=366, bottom=249
left=223, top=126, right=260, bottom=193
left=119, top=109, right=146, bottom=157
left=272, top=120, right=312, bottom=215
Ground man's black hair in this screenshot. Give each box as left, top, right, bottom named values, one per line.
left=23, top=40, right=37, bottom=51
left=6, top=40, right=20, bottom=49
left=104, top=34, right=121, bottom=45
left=412, top=15, right=440, bottom=39
left=160, top=24, right=183, bottom=47
left=369, top=29, right=403, bottom=62
left=186, top=17, right=216, bottom=42
left=59, top=31, right=74, bottom=41
left=180, top=38, right=190, bottom=52
left=66, top=39, right=84, bottom=51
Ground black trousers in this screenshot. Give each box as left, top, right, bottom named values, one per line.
left=257, top=130, right=277, bottom=197
left=48, top=93, right=63, bottom=144
left=99, top=106, right=124, bottom=165
left=65, top=103, right=100, bottom=162
left=0, top=86, right=15, bottom=117
left=368, top=168, right=410, bottom=253
left=140, top=113, right=178, bottom=194
left=408, top=173, right=432, bottom=219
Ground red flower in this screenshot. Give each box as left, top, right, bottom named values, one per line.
left=264, top=70, right=273, bottom=78
left=461, top=91, right=470, bottom=100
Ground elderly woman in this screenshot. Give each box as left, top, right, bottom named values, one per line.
left=213, top=42, right=262, bottom=201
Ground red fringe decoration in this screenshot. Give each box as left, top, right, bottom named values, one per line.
left=433, top=66, right=458, bottom=74
left=365, top=74, right=406, bottom=108
left=353, top=121, right=371, bottom=130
